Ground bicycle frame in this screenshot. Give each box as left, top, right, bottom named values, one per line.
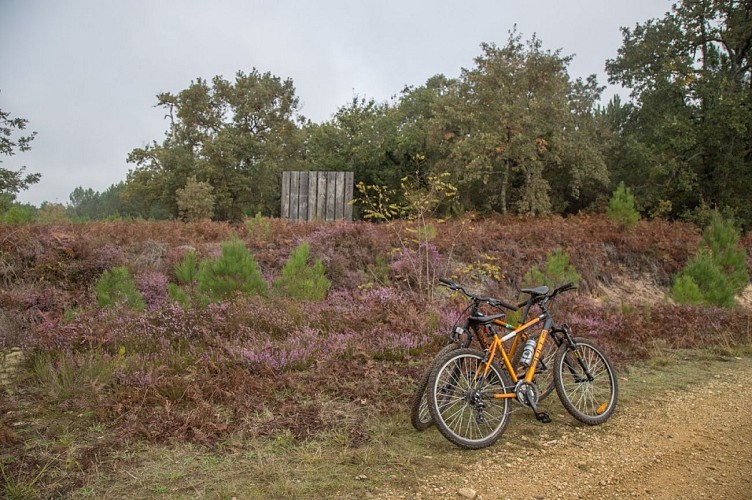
left=480, top=314, right=551, bottom=393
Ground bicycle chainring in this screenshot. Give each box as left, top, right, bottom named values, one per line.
left=515, top=380, right=539, bottom=408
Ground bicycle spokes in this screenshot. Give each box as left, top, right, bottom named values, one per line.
left=430, top=350, right=512, bottom=447
left=554, top=339, right=618, bottom=425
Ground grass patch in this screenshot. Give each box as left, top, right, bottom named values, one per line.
left=4, top=346, right=751, bottom=498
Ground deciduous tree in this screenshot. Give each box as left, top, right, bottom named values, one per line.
left=1, top=103, right=39, bottom=210
left=607, top=0, right=752, bottom=227
left=126, top=70, right=303, bottom=220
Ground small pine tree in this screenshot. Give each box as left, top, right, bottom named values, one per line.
left=198, top=238, right=267, bottom=301
left=94, top=266, right=146, bottom=311
left=700, top=213, right=749, bottom=294
left=670, top=274, right=704, bottom=306
left=607, top=182, right=640, bottom=227
left=523, top=248, right=581, bottom=289
left=168, top=249, right=200, bottom=307
left=174, top=250, right=199, bottom=285
left=273, top=242, right=331, bottom=301
left=672, top=213, right=749, bottom=307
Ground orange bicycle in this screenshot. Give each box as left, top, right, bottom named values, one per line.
left=427, top=282, right=618, bottom=449
left=410, top=279, right=558, bottom=431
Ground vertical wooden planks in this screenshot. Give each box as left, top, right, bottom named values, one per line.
left=344, top=171, right=354, bottom=221
left=299, top=171, right=309, bottom=221
left=281, top=171, right=353, bottom=221
left=334, top=171, right=344, bottom=220
left=289, top=171, right=300, bottom=220
left=281, top=171, right=290, bottom=219
left=317, top=172, right=327, bottom=221
left=307, top=171, right=318, bottom=221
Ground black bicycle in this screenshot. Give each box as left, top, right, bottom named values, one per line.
left=410, top=279, right=558, bottom=431
left=427, top=281, right=618, bottom=449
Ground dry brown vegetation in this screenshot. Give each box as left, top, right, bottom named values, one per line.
left=1, top=214, right=750, bottom=497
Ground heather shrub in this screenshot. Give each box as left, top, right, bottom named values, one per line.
left=198, top=238, right=267, bottom=301
left=523, top=248, right=580, bottom=289
left=672, top=214, right=748, bottom=307
left=94, top=266, right=146, bottom=311
left=607, top=181, right=640, bottom=228
left=303, top=221, right=390, bottom=290
left=273, top=242, right=330, bottom=301
left=135, top=271, right=169, bottom=309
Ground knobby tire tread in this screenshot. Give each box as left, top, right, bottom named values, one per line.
left=410, top=342, right=461, bottom=431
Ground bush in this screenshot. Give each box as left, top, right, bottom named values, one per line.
left=672, top=213, right=749, bottom=307
left=94, top=266, right=146, bottom=311
left=273, top=242, right=330, bottom=301
left=175, top=176, right=215, bottom=221
left=198, top=238, right=267, bottom=301
left=245, top=212, right=273, bottom=241
left=607, top=182, right=640, bottom=228
left=1, top=204, right=36, bottom=224
left=523, top=248, right=581, bottom=288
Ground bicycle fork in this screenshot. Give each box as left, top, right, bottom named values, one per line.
left=561, top=324, right=595, bottom=383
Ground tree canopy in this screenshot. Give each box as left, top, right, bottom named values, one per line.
left=125, top=70, right=303, bottom=221
left=606, top=0, right=752, bottom=226
left=1, top=102, right=40, bottom=211
left=31, top=0, right=750, bottom=229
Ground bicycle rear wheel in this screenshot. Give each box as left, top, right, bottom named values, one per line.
left=428, top=348, right=512, bottom=449
left=554, top=337, right=618, bottom=425
left=410, top=342, right=461, bottom=431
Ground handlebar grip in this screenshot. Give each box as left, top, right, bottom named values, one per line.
left=489, top=299, right=518, bottom=311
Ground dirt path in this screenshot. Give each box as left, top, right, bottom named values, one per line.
left=386, top=356, right=752, bottom=499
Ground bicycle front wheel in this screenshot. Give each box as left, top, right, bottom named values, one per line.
left=554, top=337, right=618, bottom=425
left=410, top=342, right=461, bottom=431
left=428, top=348, right=512, bottom=449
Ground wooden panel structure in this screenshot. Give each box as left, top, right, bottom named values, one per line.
left=281, top=171, right=353, bottom=221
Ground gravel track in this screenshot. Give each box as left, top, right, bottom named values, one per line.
left=382, top=355, right=752, bottom=499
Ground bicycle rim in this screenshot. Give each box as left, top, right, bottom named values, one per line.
left=428, top=348, right=511, bottom=449
left=410, top=342, right=461, bottom=431
left=555, top=338, right=618, bottom=425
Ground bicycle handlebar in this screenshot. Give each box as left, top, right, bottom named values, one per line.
left=551, top=282, right=577, bottom=297
left=438, top=278, right=518, bottom=311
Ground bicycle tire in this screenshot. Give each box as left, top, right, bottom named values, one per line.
left=510, top=332, right=557, bottom=400
left=428, top=348, right=512, bottom=449
left=410, top=342, right=461, bottom=431
left=554, top=337, right=618, bottom=425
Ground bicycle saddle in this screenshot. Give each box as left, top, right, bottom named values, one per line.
left=469, top=312, right=506, bottom=324
left=519, top=286, right=549, bottom=296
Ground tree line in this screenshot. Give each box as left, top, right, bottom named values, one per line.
left=3, top=0, right=752, bottom=228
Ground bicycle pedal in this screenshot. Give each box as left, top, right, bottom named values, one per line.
left=535, top=411, right=551, bottom=424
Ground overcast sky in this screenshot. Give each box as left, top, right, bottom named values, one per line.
left=1, top=0, right=672, bottom=206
